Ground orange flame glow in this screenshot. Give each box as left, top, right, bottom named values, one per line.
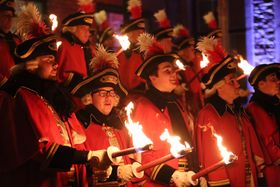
left=160, top=129, right=191, bottom=158
left=56, top=41, right=62, bottom=48
left=114, top=34, right=131, bottom=51
left=237, top=55, right=254, bottom=75
left=175, top=59, right=186, bottom=70
left=213, top=133, right=235, bottom=164
left=125, top=102, right=153, bottom=149
left=200, top=124, right=236, bottom=164
left=49, top=14, right=58, bottom=31
left=200, top=53, right=209, bottom=68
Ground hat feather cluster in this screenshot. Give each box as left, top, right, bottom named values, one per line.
left=154, top=9, right=170, bottom=28
left=16, top=3, right=49, bottom=41
left=77, top=0, right=95, bottom=13
left=137, top=33, right=164, bottom=60
left=196, top=36, right=227, bottom=71
left=127, top=0, right=142, bottom=19
left=90, top=44, right=119, bottom=73
left=172, top=24, right=190, bottom=38
left=94, top=10, right=109, bottom=31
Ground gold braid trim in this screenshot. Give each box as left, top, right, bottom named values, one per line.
left=208, top=179, right=230, bottom=186
left=150, top=164, right=165, bottom=181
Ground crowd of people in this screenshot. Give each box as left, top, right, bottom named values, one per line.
left=0, top=0, right=279, bottom=187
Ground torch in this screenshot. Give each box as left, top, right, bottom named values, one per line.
left=114, top=34, right=131, bottom=56
left=193, top=126, right=238, bottom=180
left=49, top=14, right=58, bottom=32
left=236, top=55, right=254, bottom=81
left=132, top=129, right=193, bottom=178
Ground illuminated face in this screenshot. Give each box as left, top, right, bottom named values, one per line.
left=91, top=87, right=116, bottom=115
left=259, top=73, right=279, bottom=96
left=217, top=73, right=240, bottom=103
left=74, top=25, right=90, bottom=44
left=0, top=10, right=14, bottom=33
left=159, top=37, right=172, bottom=53
left=149, top=62, right=178, bottom=92
left=36, top=55, right=58, bottom=80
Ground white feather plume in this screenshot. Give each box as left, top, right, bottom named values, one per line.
left=137, top=33, right=154, bottom=53
left=154, top=9, right=167, bottom=23
left=128, top=0, right=141, bottom=11
left=94, top=10, right=107, bottom=25
left=196, top=36, right=218, bottom=54
left=15, top=3, right=47, bottom=41
left=90, top=44, right=119, bottom=72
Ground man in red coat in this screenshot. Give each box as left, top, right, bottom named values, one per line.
left=131, top=33, right=199, bottom=186
left=57, top=12, right=94, bottom=88
left=0, top=34, right=112, bottom=187
left=196, top=55, right=265, bottom=187
left=71, top=45, right=141, bottom=186
left=172, top=24, right=203, bottom=118
left=247, top=63, right=280, bottom=187
left=0, top=0, right=21, bottom=78
left=118, top=0, right=146, bottom=93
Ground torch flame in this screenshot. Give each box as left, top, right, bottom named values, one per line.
left=200, top=53, right=209, bottom=68
left=114, top=34, right=131, bottom=51
left=56, top=41, right=62, bottom=48
left=160, top=129, right=191, bottom=158
left=49, top=14, right=58, bottom=31
left=237, top=55, right=254, bottom=75
left=175, top=59, right=186, bottom=70
left=125, top=102, right=153, bottom=150
left=213, top=133, right=235, bottom=164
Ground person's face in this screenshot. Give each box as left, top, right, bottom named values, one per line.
left=258, top=73, right=279, bottom=96
left=149, top=62, right=178, bottom=92
left=217, top=73, right=240, bottom=103
left=103, top=37, right=116, bottom=50
left=74, top=25, right=90, bottom=44
left=91, top=87, right=116, bottom=115
left=178, top=46, right=196, bottom=62
left=36, top=55, right=58, bottom=80
left=0, top=10, right=14, bottom=33
left=159, top=37, right=172, bottom=53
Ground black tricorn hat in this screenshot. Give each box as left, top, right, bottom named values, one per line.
left=202, top=55, right=237, bottom=89
left=120, top=18, right=145, bottom=34
left=0, top=0, right=15, bottom=14
left=136, top=53, right=179, bottom=80
left=154, top=27, right=173, bottom=40
left=248, top=63, right=280, bottom=86
left=172, top=25, right=194, bottom=51
left=62, top=12, right=94, bottom=27
left=14, top=34, right=57, bottom=64
left=70, top=68, right=128, bottom=98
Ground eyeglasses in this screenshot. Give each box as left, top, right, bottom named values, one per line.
left=93, top=89, right=116, bottom=97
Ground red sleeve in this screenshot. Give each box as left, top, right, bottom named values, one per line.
left=247, top=103, right=280, bottom=162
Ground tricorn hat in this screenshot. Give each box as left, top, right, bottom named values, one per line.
left=94, top=10, right=114, bottom=44
left=172, top=24, right=194, bottom=51
left=62, top=12, right=94, bottom=27
left=0, top=0, right=15, bottom=14
left=70, top=45, right=128, bottom=98
left=153, top=9, right=173, bottom=40
left=136, top=33, right=180, bottom=79
left=120, top=0, right=145, bottom=34
left=248, top=63, right=280, bottom=86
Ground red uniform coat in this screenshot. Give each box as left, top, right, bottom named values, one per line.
left=247, top=102, right=280, bottom=187
left=57, top=37, right=94, bottom=84
left=197, top=96, right=265, bottom=187
left=118, top=51, right=145, bottom=91
left=0, top=87, right=88, bottom=187
left=0, top=32, right=20, bottom=78
left=132, top=94, right=195, bottom=187
left=76, top=105, right=135, bottom=186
